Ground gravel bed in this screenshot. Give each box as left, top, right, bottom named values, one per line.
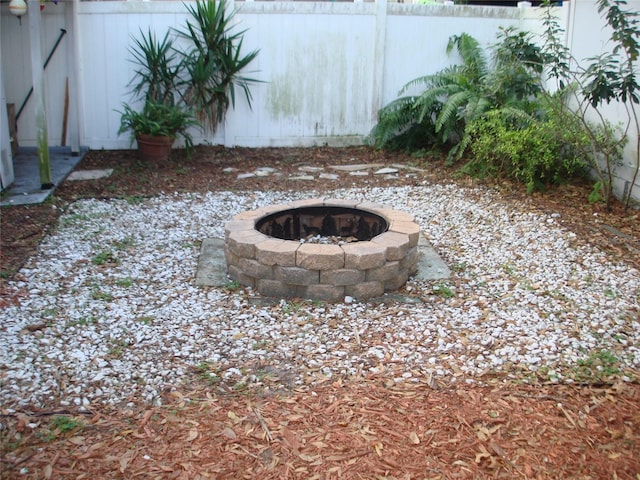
left=1, top=184, right=639, bottom=409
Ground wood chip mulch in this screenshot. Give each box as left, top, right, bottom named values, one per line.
left=2, top=380, right=639, bottom=479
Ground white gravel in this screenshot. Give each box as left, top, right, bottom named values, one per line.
left=1, top=184, right=639, bottom=409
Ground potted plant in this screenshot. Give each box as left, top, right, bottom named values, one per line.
left=118, top=101, right=198, bottom=163
left=118, top=29, right=199, bottom=163
left=117, top=0, right=260, bottom=163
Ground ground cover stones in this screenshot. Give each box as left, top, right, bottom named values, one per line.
left=224, top=199, right=421, bottom=301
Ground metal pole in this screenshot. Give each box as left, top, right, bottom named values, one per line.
left=16, top=28, right=67, bottom=122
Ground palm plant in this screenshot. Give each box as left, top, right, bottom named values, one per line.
left=371, top=30, right=545, bottom=160
left=118, top=0, right=261, bottom=158
left=177, top=0, right=261, bottom=133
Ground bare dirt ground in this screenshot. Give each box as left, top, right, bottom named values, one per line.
left=1, top=146, right=639, bottom=479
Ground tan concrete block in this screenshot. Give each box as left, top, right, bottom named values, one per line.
left=299, top=284, right=345, bottom=302
left=274, top=266, right=319, bottom=286
left=376, top=208, right=414, bottom=223
left=289, top=198, right=325, bottom=208
left=239, top=258, right=274, bottom=279
left=257, top=279, right=298, bottom=298
left=224, top=246, right=242, bottom=268
left=231, top=210, right=263, bottom=221
left=384, top=268, right=409, bottom=291
left=227, top=230, right=268, bottom=258
left=224, top=219, right=256, bottom=239
left=356, top=201, right=386, bottom=211
left=388, top=221, right=420, bottom=247
left=367, top=261, right=400, bottom=282
left=400, top=247, right=419, bottom=275
left=227, top=264, right=255, bottom=288
left=297, top=244, right=344, bottom=270
left=323, top=198, right=360, bottom=209
left=320, top=269, right=366, bottom=286
left=371, top=231, right=410, bottom=261
left=345, top=281, right=384, bottom=300
left=342, top=243, right=387, bottom=269
left=256, top=239, right=299, bottom=266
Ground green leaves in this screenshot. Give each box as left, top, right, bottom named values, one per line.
left=371, top=29, right=545, bottom=160
left=118, top=0, right=261, bottom=146
left=177, top=0, right=261, bottom=133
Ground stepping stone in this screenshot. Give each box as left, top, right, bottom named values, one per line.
left=288, top=175, right=315, bottom=181
left=415, top=233, right=450, bottom=281
left=67, top=169, right=113, bottom=181
left=349, top=171, right=370, bottom=177
left=299, top=166, right=324, bottom=173
left=237, top=173, right=256, bottom=179
left=255, top=167, right=279, bottom=175
left=374, top=167, right=399, bottom=175
left=391, top=163, right=427, bottom=173
left=330, top=163, right=384, bottom=172
left=222, top=167, right=237, bottom=173
left=319, top=173, right=339, bottom=180
left=195, top=238, right=229, bottom=287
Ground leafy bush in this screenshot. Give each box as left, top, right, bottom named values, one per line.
left=371, top=29, right=546, bottom=161
left=463, top=110, right=589, bottom=193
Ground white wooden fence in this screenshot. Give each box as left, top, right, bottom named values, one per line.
left=1, top=0, right=639, bottom=202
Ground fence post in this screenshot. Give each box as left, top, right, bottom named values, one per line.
left=371, top=0, right=388, bottom=124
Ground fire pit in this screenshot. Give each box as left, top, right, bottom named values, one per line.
left=224, top=199, right=420, bottom=302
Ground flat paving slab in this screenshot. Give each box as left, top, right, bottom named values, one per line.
left=195, top=238, right=229, bottom=287
left=1, top=146, right=87, bottom=206
left=67, top=169, right=113, bottom=181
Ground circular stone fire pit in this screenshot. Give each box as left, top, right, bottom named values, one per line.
left=224, top=199, right=420, bottom=302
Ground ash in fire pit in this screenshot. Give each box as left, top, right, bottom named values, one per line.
left=224, top=199, right=421, bottom=302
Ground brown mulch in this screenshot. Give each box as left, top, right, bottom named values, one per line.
left=1, top=146, right=639, bottom=479
left=1, top=381, right=639, bottom=479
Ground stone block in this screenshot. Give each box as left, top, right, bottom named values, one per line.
left=371, top=231, right=410, bottom=261
left=400, top=247, right=419, bottom=275
left=257, top=279, right=298, bottom=298
left=224, top=219, right=256, bottom=239
left=388, top=221, right=420, bottom=247
left=297, top=244, right=344, bottom=270
left=239, top=258, right=274, bottom=280
left=323, top=199, right=360, bottom=209
left=376, top=208, right=415, bottom=223
left=226, top=230, right=268, bottom=259
left=320, top=269, right=366, bottom=286
left=256, top=239, right=299, bottom=266
left=300, top=284, right=345, bottom=302
left=224, top=246, right=241, bottom=268
left=367, top=261, right=400, bottom=282
left=345, top=281, right=384, bottom=300
left=274, top=266, right=320, bottom=286
left=227, top=265, right=255, bottom=288
left=384, top=268, right=409, bottom=291
left=342, top=243, right=387, bottom=269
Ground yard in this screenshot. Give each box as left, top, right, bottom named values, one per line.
left=1, top=146, right=639, bottom=479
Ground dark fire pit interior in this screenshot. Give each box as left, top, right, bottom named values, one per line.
left=255, top=206, right=388, bottom=241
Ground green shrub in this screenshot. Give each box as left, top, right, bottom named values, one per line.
left=463, top=110, right=589, bottom=193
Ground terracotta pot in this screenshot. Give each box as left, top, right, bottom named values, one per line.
left=135, top=134, right=175, bottom=164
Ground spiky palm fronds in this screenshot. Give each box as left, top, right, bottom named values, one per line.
left=176, top=0, right=261, bottom=133
left=371, top=30, right=547, bottom=157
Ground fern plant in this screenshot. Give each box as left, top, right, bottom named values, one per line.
left=371, top=29, right=545, bottom=161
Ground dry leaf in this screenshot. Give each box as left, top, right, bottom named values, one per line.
left=409, top=432, right=420, bottom=445
left=68, top=436, right=86, bottom=446
left=43, top=464, right=53, bottom=479
left=222, top=427, right=237, bottom=440
left=186, top=429, right=198, bottom=442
